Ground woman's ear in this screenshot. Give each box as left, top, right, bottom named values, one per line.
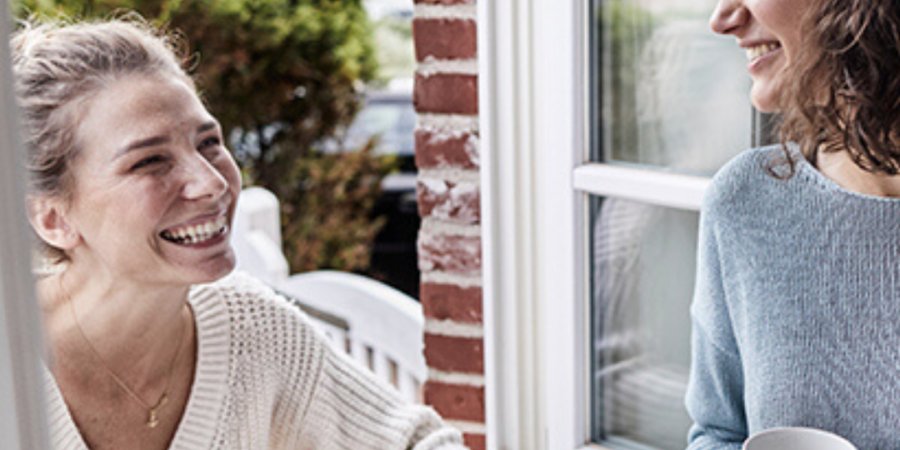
left=27, top=196, right=79, bottom=251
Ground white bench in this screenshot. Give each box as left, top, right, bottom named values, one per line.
left=278, top=272, right=425, bottom=402
left=232, top=187, right=426, bottom=403
left=232, top=187, right=290, bottom=285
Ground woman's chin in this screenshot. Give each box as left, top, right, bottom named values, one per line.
left=158, top=231, right=238, bottom=283
left=749, top=81, right=784, bottom=114
left=750, top=92, right=780, bottom=113
left=164, top=247, right=237, bottom=286
left=195, top=252, right=237, bottom=284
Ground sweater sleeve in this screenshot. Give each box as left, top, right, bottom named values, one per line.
left=684, top=189, right=747, bottom=450
left=299, top=343, right=467, bottom=450
left=216, top=271, right=466, bottom=449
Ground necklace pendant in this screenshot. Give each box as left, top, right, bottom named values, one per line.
left=147, top=393, right=168, bottom=428
left=148, top=411, right=160, bottom=428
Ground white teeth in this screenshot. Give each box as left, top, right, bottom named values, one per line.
left=161, top=216, right=228, bottom=245
left=746, top=43, right=780, bottom=62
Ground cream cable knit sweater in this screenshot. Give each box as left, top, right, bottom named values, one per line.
left=44, top=271, right=467, bottom=450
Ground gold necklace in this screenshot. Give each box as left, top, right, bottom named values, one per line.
left=63, top=277, right=187, bottom=429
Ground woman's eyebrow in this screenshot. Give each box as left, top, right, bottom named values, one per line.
left=114, top=135, right=170, bottom=160
left=113, top=121, right=220, bottom=161
left=197, top=121, right=219, bottom=134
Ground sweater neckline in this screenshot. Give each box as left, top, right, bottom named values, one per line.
left=796, top=152, right=900, bottom=205
left=44, top=281, right=231, bottom=450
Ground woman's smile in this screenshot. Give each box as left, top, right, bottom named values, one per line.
left=159, top=213, right=229, bottom=246
left=710, top=0, right=812, bottom=111
left=745, top=42, right=783, bottom=77
left=745, top=42, right=780, bottom=62
left=65, top=73, right=242, bottom=285
left=745, top=42, right=781, bottom=66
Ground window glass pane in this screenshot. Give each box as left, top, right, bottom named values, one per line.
left=590, top=195, right=697, bottom=449
left=590, top=0, right=754, bottom=174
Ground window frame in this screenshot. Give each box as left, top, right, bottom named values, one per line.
left=479, top=0, right=714, bottom=449
left=0, top=3, right=52, bottom=448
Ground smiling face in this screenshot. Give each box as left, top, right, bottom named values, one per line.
left=710, top=0, right=813, bottom=112
left=58, top=73, right=241, bottom=287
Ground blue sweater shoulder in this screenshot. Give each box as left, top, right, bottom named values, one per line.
left=702, top=145, right=800, bottom=229
left=704, top=145, right=791, bottom=208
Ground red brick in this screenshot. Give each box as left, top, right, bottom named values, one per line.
left=414, top=73, right=478, bottom=115
left=424, top=333, right=484, bottom=373
left=421, top=283, right=483, bottom=323
left=424, top=381, right=485, bottom=422
left=464, top=434, right=486, bottom=450
left=414, top=0, right=475, bottom=4
left=414, top=18, right=477, bottom=61
left=418, top=233, right=481, bottom=275
left=417, top=179, right=480, bottom=224
left=415, top=128, right=479, bottom=170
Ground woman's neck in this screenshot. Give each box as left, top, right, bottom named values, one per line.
left=816, top=150, right=900, bottom=198
left=41, top=262, right=192, bottom=386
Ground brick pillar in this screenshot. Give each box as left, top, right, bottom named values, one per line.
left=412, top=1, right=484, bottom=449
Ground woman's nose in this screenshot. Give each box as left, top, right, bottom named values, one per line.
left=182, top=155, right=229, bottom=201
left=710, top=0, right=747, bottom=35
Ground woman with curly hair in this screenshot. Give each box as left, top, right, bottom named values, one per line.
left=686, top=0, right=900, bottom=448
left=12, top=16, right=465, bottom=450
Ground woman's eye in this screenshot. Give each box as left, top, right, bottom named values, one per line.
left=199, top=136, right=222, bottom=150
left=131, top=155, right=166, bottom=171
left=199, top=137, right=223, bottom=158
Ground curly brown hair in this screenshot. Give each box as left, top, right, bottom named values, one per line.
left=778, top=0, right=900, bottom=174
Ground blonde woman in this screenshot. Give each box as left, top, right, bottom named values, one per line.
left=13, top=17, right=465, bottom=450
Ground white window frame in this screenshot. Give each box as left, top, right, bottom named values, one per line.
left=480, top=0, right=712, bottom=449
left=0, top=2, right=52, bottom=448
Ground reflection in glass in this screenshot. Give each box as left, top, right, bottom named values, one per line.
left=590, top=196, right=698, bottom=449
left=591, top=0, right=753, bottom=174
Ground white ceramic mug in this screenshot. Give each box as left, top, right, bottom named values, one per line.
left=743, top=427, right=857, bottom=450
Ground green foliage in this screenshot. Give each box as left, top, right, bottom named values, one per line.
left=285, top=141, right=392, bottom=272
left=15, top=0, right=391, bottom=274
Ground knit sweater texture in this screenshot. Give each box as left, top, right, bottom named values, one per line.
left=685, top=146, right=900, bottom=450
left=44, top=271, right=467, bottom=450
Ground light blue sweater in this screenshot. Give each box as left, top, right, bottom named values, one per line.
left=685, top=146, right=900, bottom=450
